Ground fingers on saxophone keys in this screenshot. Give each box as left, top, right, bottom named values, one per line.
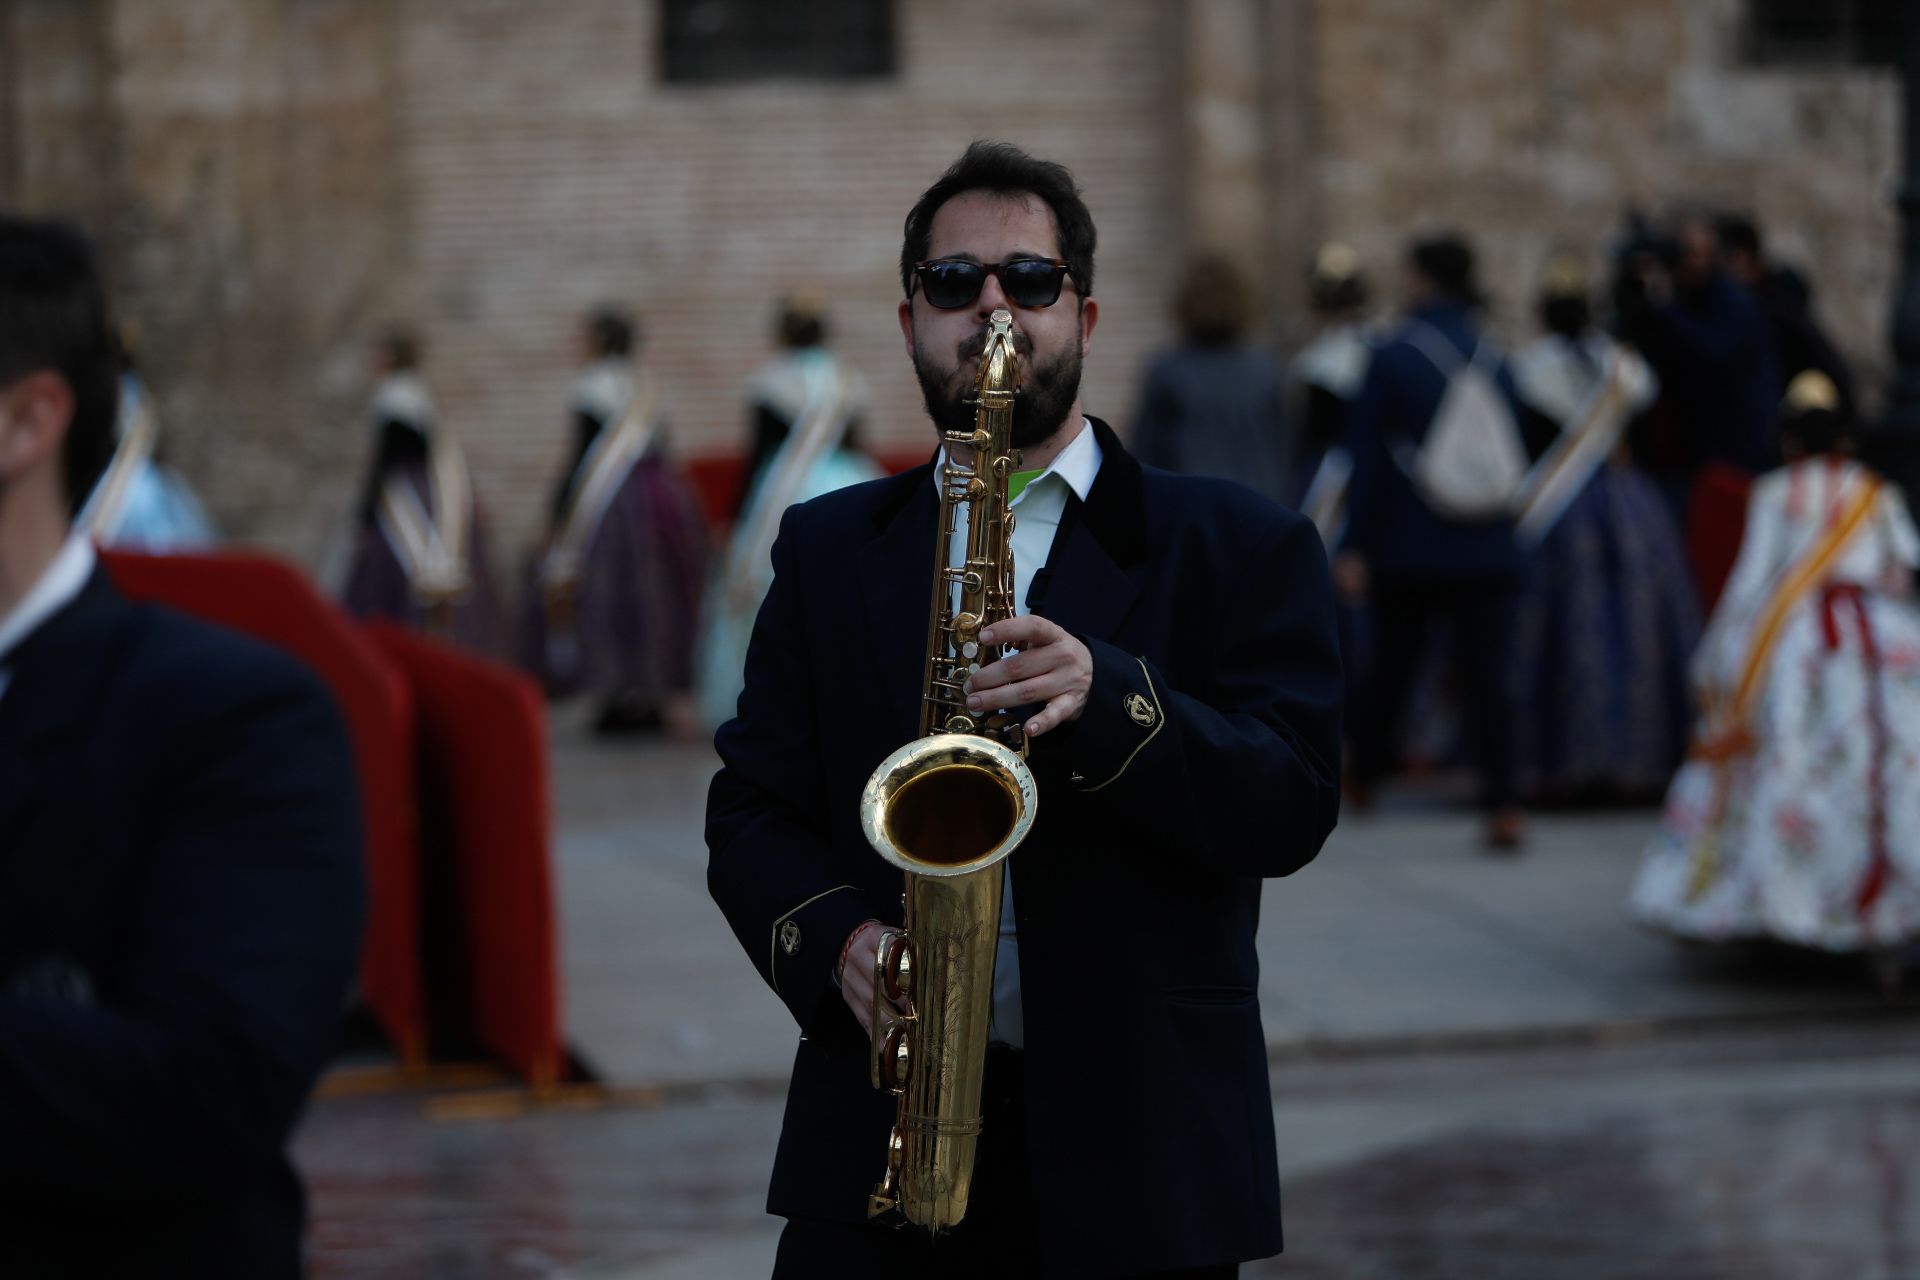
left=970, top=676, right=1055, bottom=713
left=967, top=653, right=1027, bottom=695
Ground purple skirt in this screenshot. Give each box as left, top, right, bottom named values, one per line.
left=341, top=504, right=507, bottom=658
left=519, top=455, right=709, bottom=702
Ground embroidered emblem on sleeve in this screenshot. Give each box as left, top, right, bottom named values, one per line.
left=1125, top=692, right=1157, bottom=728
left=779, top=920, right=803, bottom=956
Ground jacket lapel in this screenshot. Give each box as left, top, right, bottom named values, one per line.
left=1031, top=417, right=1149, bottom=645
left=856, top=461, right=940, bottom=740
left=0, top=570, right=129, bottom=858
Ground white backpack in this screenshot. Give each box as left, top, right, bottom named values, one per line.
left=1395, top=322, right=1527, bottom=520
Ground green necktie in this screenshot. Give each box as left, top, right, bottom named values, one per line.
left=1005, top=467, right=1046, bottom=504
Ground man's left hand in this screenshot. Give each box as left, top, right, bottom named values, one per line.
left=967, top=615, right=1092, bottom=738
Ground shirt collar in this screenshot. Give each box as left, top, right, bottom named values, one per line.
left=935, top=416, right=1104, bottom=505
left=0, top=532, right=97, bottom=666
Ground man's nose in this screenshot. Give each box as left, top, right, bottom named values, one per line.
left=974, top=268, right=1012, bottom=319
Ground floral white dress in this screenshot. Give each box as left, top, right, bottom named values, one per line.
left=1631, top=457, right=1920, bottom=951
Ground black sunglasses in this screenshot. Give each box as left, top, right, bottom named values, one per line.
left=911, top=258, right=1075, bottom=310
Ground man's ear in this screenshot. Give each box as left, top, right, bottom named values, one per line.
left=1078, top=296, right=1100, bottom=357
left=0, top=371, right=72, bottom=482
left=898, top=298, right=916, bottom=359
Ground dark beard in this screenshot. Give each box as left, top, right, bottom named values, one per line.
left=914, top=331, right=1084, bottom=451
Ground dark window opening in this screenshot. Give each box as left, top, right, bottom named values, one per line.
left=661, top=0, right=895, bottom=83
left=1743, top=0, right=1900, bottom=69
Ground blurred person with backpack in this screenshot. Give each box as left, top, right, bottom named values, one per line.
left=1338, top=234, right=1529, bottom=848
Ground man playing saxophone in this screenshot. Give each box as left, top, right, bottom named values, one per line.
left=707, top=141, right=1343, bottom=1277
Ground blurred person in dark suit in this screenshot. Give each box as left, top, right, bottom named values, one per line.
left=1338, top=234, right=1529, bottom=848
left=0, top=215, right=364, bottom=1279
left=1615, top=211, right=1781, bottom=608
left=1717, top=212, right=1857, bottom=421
left=1615, top=211, right=1778, bottom=478
left=1131, top=252, right=1293, bottom=505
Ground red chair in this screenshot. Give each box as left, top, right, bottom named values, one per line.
left=99, top=550, right=427, bottom=1066
left=364, top=622, right=565, bottom=1089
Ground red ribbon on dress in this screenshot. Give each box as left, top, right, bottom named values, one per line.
left=1820, top=584, right=1890, bottom=915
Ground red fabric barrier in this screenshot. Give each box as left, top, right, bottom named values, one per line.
left=99, top=550, right=427, bottom=1065
left=1686, top=463, right=1754, bottom=613
left=364, top=622, right=564, bottom=1088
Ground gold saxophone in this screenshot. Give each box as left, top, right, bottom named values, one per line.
left=858, top=309, right=1038, bottom=1231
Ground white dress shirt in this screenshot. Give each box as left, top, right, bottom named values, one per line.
left=0, top=533, right=98, bottom=705
left=942, top=419, right=1103, bottom=1048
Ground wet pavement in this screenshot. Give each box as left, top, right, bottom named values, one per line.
left=294, top=723, right=1920, bottom=1278
left=298, top=1021, right=1920, bottom=1278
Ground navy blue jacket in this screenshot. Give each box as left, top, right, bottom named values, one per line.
left=0, top=572, right=365, bottom=1279
left=707, top=419, right=1342, bottom=1272
left=1343, top=301, right=1526, bottom=579
left=1630, top=272, right=1780, bottom=475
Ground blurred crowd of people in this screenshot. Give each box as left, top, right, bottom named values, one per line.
left=84, top=200, right=1920, bottom=971
left=1136, top=209, right=1920, bottom=969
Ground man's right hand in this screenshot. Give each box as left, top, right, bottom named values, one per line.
left=838, top=919, right=890, bottom=1039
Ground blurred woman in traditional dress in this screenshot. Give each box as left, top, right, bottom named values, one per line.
left=340, top=330, right=503, bottom=653
left=1632, top=372, right=1920, bottom=963
left=521, top=308, right=708, bottom=734
left=76, top=324, right=217, bottom=550
left=697, top=296, right=877, bottom=729
left=1290, top=242, right=1374, bottom=548
left=1509, top=253, right=1698, bottom=801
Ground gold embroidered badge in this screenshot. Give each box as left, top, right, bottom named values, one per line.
left=1124, top=692, right=1157, bottom=728
left=779, top=920, right=802, bottom=956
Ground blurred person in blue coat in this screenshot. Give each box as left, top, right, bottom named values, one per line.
left=1337, top=234, right=1529, bottom=848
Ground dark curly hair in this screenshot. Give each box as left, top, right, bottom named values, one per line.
left=900, top=140, right=1096, bottom=303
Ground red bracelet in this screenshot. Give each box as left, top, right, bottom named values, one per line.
left=839, top=918, right=884, bottom=982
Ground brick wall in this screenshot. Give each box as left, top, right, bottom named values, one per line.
left=7, top=0, right=409, bottom=561
left=2, top=0, right=1903, bottom=564
left=392, top=0, right=1183, bottom=565
left=1303, top=0, right=1898, bottom=387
